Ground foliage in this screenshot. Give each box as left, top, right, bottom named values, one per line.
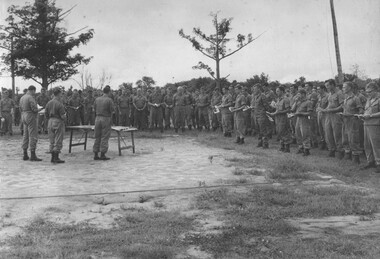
left=136, top=76, right=155, bottom=88
left=0, top=0, right=94, bottom=89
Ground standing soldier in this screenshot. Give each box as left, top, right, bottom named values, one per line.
left=19, top=85, right=42, bottom=161
left=173, top=86, right=187, bottom=133
left=67, top=89, right=82, bottom=126
left=196, top=87, right=210, bottom=131
left=355, top=85, right=367, bottom=149
left=292, top=89, right=313, bottom=156
left=78, top=90, right=85, bottom=125
left=316, top=84, right=329, bottom=150
left=117, top=88, right=132, bottom=127
left=289, top=84, right=298, bottom=144
left=232, top=85, right=247, bottom=144
left=93, top=85, right=115, bottom=161
left=252, top=83, right=272, bottom=148
left=36, top=88, right=50, bottom=134
left=305, top=83, right=319, bottom=147
left=219, top=87, right=234, bottom=137
left=341, top=81, right=363, bottom=164
left=210, top=87, right=222, bottom=131
left=133, top=88, right=148, bottom=130
left=184, top=87, right=194, bottom=130
left=83, top=89, right=95, bottom=125
left=0, top=90, right=15, bottom=136
left=163, top=88, right=174, bottom=129
left=148, top=86, right=164, bottom=132
left=268, top=86, right=292, bottom=152
left=45, top=87, right=66, bottom=163
left=359, top=82, right=380, bottom=173
left=320, top=79, right=344, bottom=159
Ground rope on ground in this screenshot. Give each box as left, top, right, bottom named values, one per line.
left=0, top=182, right=274, bottom=201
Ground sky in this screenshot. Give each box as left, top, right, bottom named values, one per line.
left=1, top=0, right=380, bottom=91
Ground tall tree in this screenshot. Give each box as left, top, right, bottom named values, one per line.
left=136, top=76, right=155, bottom=88
left=179, top=12, right=264, bottom=89
left=0, top=0, right=94, bottom=89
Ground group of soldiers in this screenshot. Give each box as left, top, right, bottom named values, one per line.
left=1, top=79, right=379, bottom=172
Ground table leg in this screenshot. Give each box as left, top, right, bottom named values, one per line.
left=118, top=131, right=121, bottom=156
left=69, top=129, right=73, bottom=153
left=131, top=131, right=135, bottom=153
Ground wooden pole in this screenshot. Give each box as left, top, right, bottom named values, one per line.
left=330, top=0, right=344, bottom=84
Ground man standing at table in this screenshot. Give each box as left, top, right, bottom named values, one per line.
left=93, top=85, right=115, bottom=161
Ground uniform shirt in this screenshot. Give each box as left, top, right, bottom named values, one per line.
left=357, top=93, right=367, bottom=108
left=253, top=93, right=271, bottom=117
left=0, top=97, right=15, bottom=112
left=211, top=92, right=222, bottom=106
left=343, top=94, right=363, bottom=115
left=117, top=95, right=131, bottom=109
left=45, top=97, right=65, bottom=120
left=149, top=92, right=164, bottom=105
left=307, top=91, right=319, bottom=111
left=68, top=96, right=81, bottom=108
left=173, top=93, right=187, bottom=106
left=317, top=93, right=329, bottom=109
left=94, top=94, right=114, bottom=117
left=234, top=93, right=246, bottom=109
left=84, top=95, right=95, bottom=111
left=164, top=94, right=174, bottom=106
left=327, top=89, right=344, bottom=109
left=264, top=89, right=276, bottom=103
left=19, top=93, right=38, bottom=114
left=185, top=93, right=194, bottom=106
left=221, top=93, right=233, bottom=108
left=289, top=92, right=298, bottom=107
left=295, top=98, right=313, bottom=114
left=275, top=96, right=290, bottom=113
left=364, top=94, right=380, bottom=126
left=133, top=95, right=148, bottom=109
left=197, top=93, right=210, bottom=107
left=36, top=94, right=50, bottom=108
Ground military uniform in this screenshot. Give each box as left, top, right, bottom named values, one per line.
left=173, top=93, right=187, bottom=131
left=294, top=98, right=313, bottom=151
left=196, top=92, right=210, bottom=130
left=325, top=89, right=344, bottom=155
left=20, top=93, right=39, bottom=153
left=363, top=94, right=380, bottom=167
left=220, top=93, right=233, bottom=136
left=117, top=94, right=132, bottom=126
left=317, top=92, right=328, bottom=148
left=149, top=91, right=164, bottom=131
left=253, top=93, right=272, bottom=147
left=210, top=91, right=222, bottom=130
left=83, top=94, right=95, bottom=125
left=67, top=96, right=82, bottom=126
left=36, top=93, right=50, bottom=133
left=0, top=96, right=15, bottom=135
left=133, top=95, right=148, bottom=130
left=163, top=93, right=174, bottom=129
left=274, top=96, right=292, bottom=149
left=234, top=93, right=247, bottom=140
left=307, top=91, right=319, bottom=146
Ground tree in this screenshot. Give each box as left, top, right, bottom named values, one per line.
left=0, top=0, right=94, bottom=89
left=136, top=76, right=156, bottom=88
left=179, top=12, right=264, bottom=89
left=294, top=76, right=306, bottom=87
left=245, top=73, right=269, bottom=88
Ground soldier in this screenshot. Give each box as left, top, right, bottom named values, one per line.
left=233, top=85, right=247, bottom=144
left=358, top=82, right=380, bottom=173
left=93, top=85, right=115, bottom=161
left=320, top=79, right=344, bottom=159
left=133, top=88, right=148, bottom=130
left=355, top=85, right=367, bottom=149
left=148, top=86, right=164, bottom=132
left=117, top=88, right=132, bottom=127
left=173, top=86, right=187, bottom=133
left=184, top=87, right=194, bottom=130
left=268, top=86, right=292, bottom=152
left=209, top=87, right=222, bottom=131
left=0, top=90, right=15, bottom=136
left=36, top=88, right=50, bottom=133
left=341, top=81, right=363, bottom=164
left=316, top=84, right=328, bottom=150
left=289, top=84, right=298, bottom=143
left=292, top=89, right=313, bottom=156
left=83, top=89, right=95, bottom=125
left=305, top=83, right=319, bottom=147
left=163, top=88, right=174, bottom=129
left=219, top=87, right=234, bottom=137
left=252, top=83, right=272, bottom=148
left=19, top=85, right=42, bottom=161
left=45, top=87, right=66, bottom=163
left=196, top=87, right=210, bottom=130
left=67, top=89, right=82, bottom=126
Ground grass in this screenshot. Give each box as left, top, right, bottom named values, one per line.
left=1, top=209, right=194, bottom=259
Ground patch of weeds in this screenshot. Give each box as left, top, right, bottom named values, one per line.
left=246, top=169, right=263, bottom=176
left=153, top=201, right=165, bottom=209
left=136, top=133, right=164, bottom=139
left=138, top=195, right=153, bottom=203
left=268, top=156, right=316, bottom=180
left=232, top=168, right=244, bottom=175
left=44, top=207, right=65, bottom=213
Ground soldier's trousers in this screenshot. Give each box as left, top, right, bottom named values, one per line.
left=93, top=116, right=112, bottom=153
left=21, top=112, right=38, bottom=151
left=342, top=116, right=361, bottom=155
left=119, top=108, right=130, bottom=127
left=255, top=115, right=270, bottom=145
left=185, top=105, right=193, bottom=127
left=221, top=109, right=233, bottom=134
left=296, top=116, right=311, bottom=149
left=310, top=113, right=318, bottom=144
left=198, top=107, right=209, bottom=128
left=164, top=107, right=174, bottom=128
left=84, top=110, right=95, bottom=125
left=209, top=109, right=222, bottom=129
left=317, top=112, right=326, bottom=143
left=250, top=112, right=257, bottom=134
left=48, top=118, right=65, bottom=153
left=134, top=109, right=146, bottom=130
left=234, top=111, right=246, bottom=137
left=1, top=111, right=13, bottom=134
left=275, top=114, right=292, bottom=145
left=364, top=124, right=380, bottom=165
left=38, top=113, right=47, bottom=132
left=174, top=106, right=186, bottom=129
left=324, top=113, right=343, bottom=152
left=150, top=107, right=163, bottom=129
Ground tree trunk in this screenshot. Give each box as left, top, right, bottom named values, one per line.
left=10, top=37, right=15, bottom=99
left=330, top=0, right=344, bottom=84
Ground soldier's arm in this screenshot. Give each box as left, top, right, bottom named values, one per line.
left=30, top=98, right=39, bottom=113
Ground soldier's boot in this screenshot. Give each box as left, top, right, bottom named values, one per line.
left=188, top=125, right=192, bottom=130
left=100, top=152, right=110, bottom=161
left=262, top=142, right=269, bottom=149
left=319, top=141, right=327, bottom=150
left=296, top=147, right=304, bottom=154
left=313, top=142, right=319, bottom=148
left=181, top=127, right=185, bottom=133
left=239, top=138, right=245, bottom=144
left=257, top=139, right=263, bottom=148
left=51, top=152, right=55, bottom=163
left=303, top=149, right=310, bottom=156
left=336, top=151, right=345, bottom=160
left=94, top=152, right=100, bottom=160
left=278, top=143, right=285, bottom=152
left=160, top=127, right=164, bottom=133
left=235, top=137, right=241, bottom=144
left=284, top=144, right=290, bottom=153
left=328, top=150, right=335, bottom=158
left=352, top=155, right=360, bottom=165
left=360, top=161, right=376, bottom=170
left=344, top=152, right=352, bottom=161
left=55, top=152, right=65, bottom=163
left=30, top=151, right=42, bottom=162
left=23, top=149, right=29, bottom=161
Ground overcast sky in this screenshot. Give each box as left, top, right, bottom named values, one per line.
left=1, top=0, right=379, bottom=90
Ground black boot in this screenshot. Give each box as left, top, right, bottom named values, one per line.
left=55, top=152, right=65, bottom=163
left=303, top=149, right=310, bottom=156
left=296, top=147, right=304, bottom=154
left=284, top=144, right=290, bottom=153
left=30, top=151, right=42, bottom=161
left=279, top=143, right=285, bottom=152
left=23, top=149, right=29, bottom=161
left=51, top=152, right=55, bottom=163
left=328, top=150, right=335, bottom=158
left=239, top=138, right=245, bottom=144
left=344, top=152, right=352, bottom=161
left=100, top=152, right=110, bottom=160
left=257, top=140, right=263, bottom=148
left=94, top=152, right=100, bottom=160
left=235, top=137, right=241, bottom=144
left=352, top=155, right=360, bottom=165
